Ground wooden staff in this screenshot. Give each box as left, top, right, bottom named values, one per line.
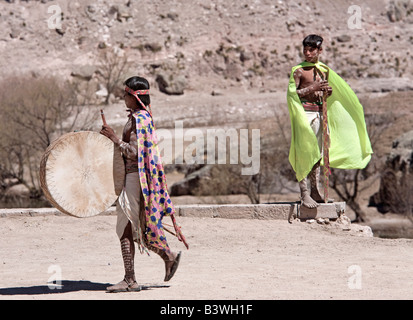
left=100, top=109, right=107, bottom=126
left=171, top=215, right=189, bottom=249
left=321, top=66, right=330, bottom=203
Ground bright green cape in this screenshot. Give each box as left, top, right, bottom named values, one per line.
left=287, top=61, right=373, bottom=182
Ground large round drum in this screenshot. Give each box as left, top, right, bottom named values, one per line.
left=40, top=131, right=125, bottom=218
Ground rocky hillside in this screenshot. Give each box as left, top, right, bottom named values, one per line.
left=1, top=0, right=413, bottom=218
left=1, top=0, right=413, bottom=93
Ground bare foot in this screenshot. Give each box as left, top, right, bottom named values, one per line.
left=301, top=194, right=319, bottom=208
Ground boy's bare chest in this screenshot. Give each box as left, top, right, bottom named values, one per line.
left=122, top=116, right=136, bottom=143
left=299, top=68, right=323, bottom=88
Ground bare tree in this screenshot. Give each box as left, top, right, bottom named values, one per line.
left=0, top=75, right=98, bottom=198
left=330, top=168, right=368, bottom=222
left=329, top=113, right=392, bottom=222
left=97, top=48, right=130, bottom=104
left=241, top=109, right=294, bottom=204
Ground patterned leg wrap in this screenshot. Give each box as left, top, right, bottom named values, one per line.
left=309, top=163, right=320, bottom=194
left=120, top=238, right=136, bottom=281
left=299, top=178, right=309, bottom=198
left=142, top=236, right=171, bottom=261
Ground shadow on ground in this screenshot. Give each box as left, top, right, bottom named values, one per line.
left=0, top=280, right=169, bottom=295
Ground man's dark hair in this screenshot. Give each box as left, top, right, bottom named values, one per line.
left=303, top=34, right=323, bottom=49
left=124, top=76, right=150, bottom=106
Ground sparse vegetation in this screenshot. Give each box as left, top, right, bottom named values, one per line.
left=0, top=75, right=98, bottom=202
left=97, top=48, right=130, bottom=104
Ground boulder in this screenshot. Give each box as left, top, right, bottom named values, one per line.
left=170, top=165, right=213, bottom=196
left=386, top=0, right=413, bottom=23
left=9, top=27, right=21, bottom=39
left=170, top=164, right=246, bottom=196
left=4, top=184, right=31, bottom=198
left=156, top=72, right=186, bottom=95
left=70, top=65, right=96, bottom=81
left=369, top=130, right=413, bottom=214
left=336, top=35, right=351, bottom=43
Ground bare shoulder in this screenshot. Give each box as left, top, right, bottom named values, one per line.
left=293, top=67, right=304, bottom=77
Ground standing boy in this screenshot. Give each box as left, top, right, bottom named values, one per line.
left=287, top=34, right=372, bottom=208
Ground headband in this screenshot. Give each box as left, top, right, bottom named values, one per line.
left=125, top=86, right=150, bottom=96
left=125, top=86, right=152, bottom=117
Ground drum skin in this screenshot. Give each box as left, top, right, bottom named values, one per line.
left=39, top=131, right=125, bottom=218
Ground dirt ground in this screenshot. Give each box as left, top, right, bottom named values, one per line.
left=1, top=214, right=412, bottom=300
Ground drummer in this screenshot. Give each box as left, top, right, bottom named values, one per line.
left=100, top=76, right=185, bottom=292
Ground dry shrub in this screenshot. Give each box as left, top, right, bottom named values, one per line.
left=0, top=74, right=98, bottom=198
left=97, top=48, right=130, bottom=104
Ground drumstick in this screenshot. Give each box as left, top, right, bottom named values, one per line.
left=100, top=109, right=107, bottom=126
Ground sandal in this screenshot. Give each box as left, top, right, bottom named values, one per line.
left=106, top=278, right=142, bottom=293
left=164, top=251, right=181, bottom=282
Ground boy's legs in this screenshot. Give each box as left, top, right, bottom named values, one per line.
left=309, top=160, right=323, bottom=202
left=140, top=226, right=181, bottom=282
left=107, top=221, right=141, bottom=292
left=107, top=172, right=142, bottom=292
left=300, top=112, right=324, bottom=208
left=152, top=248, right=180, bottom=282
left=120, top=221, right=136, bottom=284
left=109, top=171, right=181, bottom=290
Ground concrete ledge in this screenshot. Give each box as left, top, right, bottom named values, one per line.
left=0, top=207, right=115, bottom=218
left=298, top=202, right=346, bottom=220
left=177, top=203, right=298, bottom=220
left=0, top=207, right=65, bottom=217
left=0, top=202, right=345, bottom=220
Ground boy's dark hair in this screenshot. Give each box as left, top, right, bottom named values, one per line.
left=124, top=76, right=151, bottom=107
left=302, top=34, right=323, bottom=49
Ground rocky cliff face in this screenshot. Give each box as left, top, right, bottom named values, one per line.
left=1, top=0, right=413, bottom=93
